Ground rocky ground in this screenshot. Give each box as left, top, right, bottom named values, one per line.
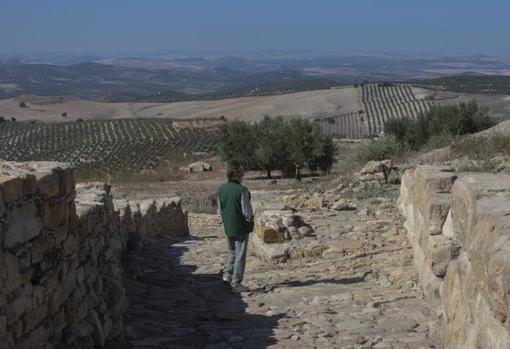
left=111, top=168, right=440, bottom=349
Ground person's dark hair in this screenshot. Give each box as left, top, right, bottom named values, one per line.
left=227, top=162, right=243, bottom=181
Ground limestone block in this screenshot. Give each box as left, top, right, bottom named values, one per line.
left=425, top=234, right=459, bottom=278
left=21, top=173, right=38, bottom=197
left=423, top=194, right=451, bottom=235
left=52, top=225, right=68, bottom=245
left=0, top=190, right=4, bottom=217
left=10, top=318, right=23, bottom=339
left=249, top=233, right=289, bottom=263
left=31, top=234, right=56, bottom=264
left=442, top=254, right=510, bottom=349
left=40, top=270, right=59, bottom=296
left=297, top=226, right=314, bottom=237
left=387, top=169, right=400, bottom=184
left=104, top=280, right=126, bottom=318
left=441, top=210, right=454, bottom=239
left=63, top=233, right=79, bottom=256
left=4, top=202, right=43, bottom=248
left=360, top=161, right=385, bottom=174
left=0, top=176, right=23, bottom=204
left=34, top=163, right=73, bottom=199
left=45, top=199, right=69, bottom=230
left=359, top=180, right=381, bottom=190
left=187, top=161, right=212, bottom=172
left=451, top=173, right=510, bottom=248
left=373, top=172, right=386, bottom=182
left=359, top=173, right=375, bottom=182
left=255, top=211, right=289, bottom=243
left=6, top=294, right=31, bottom=323
left=255, top=209, right=313, bottom=244
left=0, top=316, right=6, bottom=338
left=32, top=286, right=47, bottom=308
left=25, top=325, right=49, bottom=349
left=50, top=273, right=76, bottom=313
left=414, top=166, right=456, bottom=211
left=51, top=308, right=67, bottom=337
left=330, top=198, right=357, bottom=211
left=21, top=304, right=48, bottom=332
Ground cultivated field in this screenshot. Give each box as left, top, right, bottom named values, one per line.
left=1, top=85, right=508, bottom=177
left=361, top=83, right=436, bottom=135
left=0, top=118, right=222, bottom=174
left=316, top=83, right=510, bottom=138
left=0, top=87, right=361, bottom=123
left=316, top=83, right=436, bottom=137
left=316, top=112, right=366, bottom=138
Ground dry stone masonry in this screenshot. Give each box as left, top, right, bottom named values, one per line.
left=0, top=161, right=188, bottom=348
left=399, top=165, right=510, bottom=348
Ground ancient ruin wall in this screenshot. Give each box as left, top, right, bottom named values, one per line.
left=398, top=165, right=510, bottom=349
left=0, top=161, right=188, bottom=348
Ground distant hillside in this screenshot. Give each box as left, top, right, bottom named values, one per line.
left=0, top=61, right=340, bottom=102
left=3, top=54, right=510, bottom=102
left=414, top=75, right=510, bottom=95
left=202, top=79, right=340, bottom=99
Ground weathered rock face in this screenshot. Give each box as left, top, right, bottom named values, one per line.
left=0, top=161, right=188, bottom=348
left=399, top=165, right=510, bottom=348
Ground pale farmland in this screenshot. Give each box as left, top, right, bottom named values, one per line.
left=0, top=87, right=361, bottom=123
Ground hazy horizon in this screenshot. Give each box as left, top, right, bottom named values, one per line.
left=1, top=0, right=509, bottom=56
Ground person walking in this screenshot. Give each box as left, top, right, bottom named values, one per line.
left=218, top=163, right=254, bottom=293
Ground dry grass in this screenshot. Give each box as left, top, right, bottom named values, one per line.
left=450, top=131, right=510, bottom=160
left=419, top=125, right=510, bottom=173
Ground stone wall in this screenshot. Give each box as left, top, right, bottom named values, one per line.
left=0, top=161, right=188, bottom=348
left=398, top=165, right=510, bottom=348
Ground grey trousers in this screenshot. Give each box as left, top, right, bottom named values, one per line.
left=223, top=233, right=249, bottom=286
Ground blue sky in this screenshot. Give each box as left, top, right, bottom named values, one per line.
left=1, top=0, right=509, bottom=55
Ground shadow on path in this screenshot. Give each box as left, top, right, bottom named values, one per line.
left=250, top=274, right=368, bottom=294
left=110, top=237, right=281, bottom=349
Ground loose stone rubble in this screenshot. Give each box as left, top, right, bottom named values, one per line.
left=0, top=161, right=188, bottom=348
left=399, top=165, right=510, bottom=348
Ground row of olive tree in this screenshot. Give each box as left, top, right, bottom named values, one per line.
left=358, top=100, right=498, bottom=161
left=219, top=117, right=336, bottom=180
left=384, top=100, right=497, bottom=150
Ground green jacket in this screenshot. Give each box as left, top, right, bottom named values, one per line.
left=218, top=180, right=254, bottom=237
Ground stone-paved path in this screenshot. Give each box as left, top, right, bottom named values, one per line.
left=112, top=194, right=440, bottom=349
